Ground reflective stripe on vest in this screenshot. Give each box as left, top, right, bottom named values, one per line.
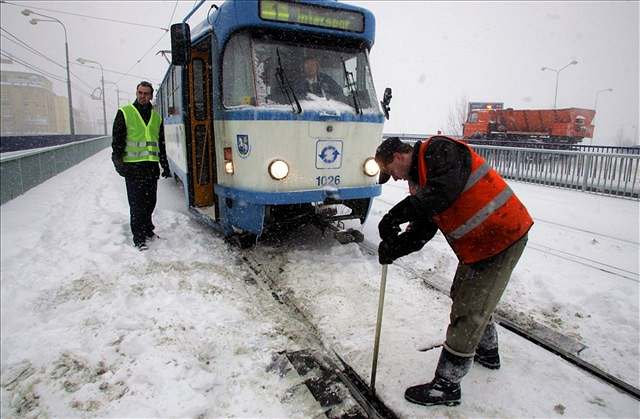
left=417, top=137, right=533, bottom=264
left=121, top=104, right=162, bottom=163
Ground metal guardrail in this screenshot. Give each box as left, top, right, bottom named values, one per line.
left=383, top=133, right=640, bottom=155
left=469, top=141, right=640, bottom=155
left=473, top=145, right=639, bottom=199
left=385, top=134, right=639, bottom=199
left=0, top=134, right=98, bottom=153
left=1, top=136, right=111, bottom=205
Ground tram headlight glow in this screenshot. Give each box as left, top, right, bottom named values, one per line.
left=224, top=161, right=234, bottom=174
left=363, top=157, right=379, bottom=177
left=268, top=159, right=289, bottom=180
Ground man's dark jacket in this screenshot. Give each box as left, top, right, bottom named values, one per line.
left=295, top=73, right=344, bottom=101
left=383, top=136, right=473, bottom=260
left=112, top=100, right=169, bottom=178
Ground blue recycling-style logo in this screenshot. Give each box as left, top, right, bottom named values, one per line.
left=319, top=145, right=340, bottom=163
left=237, top=134, right=250, bottom=158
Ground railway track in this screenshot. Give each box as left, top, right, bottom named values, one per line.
left=357, top=238, right=640, bottom=402
left=232, top=230, right=639, bottom=419
left=239, top=244, right=398, bottom=418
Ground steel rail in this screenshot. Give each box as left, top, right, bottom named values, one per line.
left=357, top=239, right=640, bottom=401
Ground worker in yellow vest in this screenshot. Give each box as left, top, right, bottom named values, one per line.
left=112, top=81, right=171, bottom=250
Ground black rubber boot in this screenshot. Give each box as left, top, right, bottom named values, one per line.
left=475, top=321, right=501, bottom=369
left=404, top=348, right=472, bottom=407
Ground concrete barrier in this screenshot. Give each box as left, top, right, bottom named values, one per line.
left=0, top=136, right=111, bottom=205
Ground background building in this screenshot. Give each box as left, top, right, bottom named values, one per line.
left=1, top=70, right=96, bottom=135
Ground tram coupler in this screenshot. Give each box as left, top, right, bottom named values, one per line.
left=225, top=232, right=257, bottom=249
left=334, top=228, right=364, bottom=244
left=313, top=213, right=364, bottom=244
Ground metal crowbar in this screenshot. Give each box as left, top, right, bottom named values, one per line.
left=370, top=263, right=388, bottom=394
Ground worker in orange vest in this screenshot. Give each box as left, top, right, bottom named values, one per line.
left=375, top=136, right=533, bottom=407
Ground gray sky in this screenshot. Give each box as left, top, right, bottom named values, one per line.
left=1, top=1, right=637, bottom=144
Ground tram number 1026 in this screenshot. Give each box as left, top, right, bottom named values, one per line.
left=316, top=175, right=341, bottom=186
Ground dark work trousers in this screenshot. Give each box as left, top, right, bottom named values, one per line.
left=444, top=234, right=528, bottom=357
left=124, top=176, right=158, bottom=245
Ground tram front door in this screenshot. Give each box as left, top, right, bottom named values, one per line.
left=187, top=38, right=217, bottom=211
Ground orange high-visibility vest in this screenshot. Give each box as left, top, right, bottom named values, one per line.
left=417, top=138, right=533, bottom=264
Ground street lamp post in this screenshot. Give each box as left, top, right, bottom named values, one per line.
left=104, top=81, right=121, bottom=110
left=594, top=88, right=613, bottom=110
left=541, top=60, right=578, bottom=109
left=116, top=90, right=127, bottom=106
left=77, top=57, right=107, bottom=136
left=22, top=9, right=75, bottom=134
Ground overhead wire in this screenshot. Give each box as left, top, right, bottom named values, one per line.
left=71, top=63, right=159, bottom=85
left=0, top=0, right=168, bottom=32
left=0, top=51, right=66, bottom=83
left=0, top=28, right=96, bottom=92
left=1, top=51, right=97, bottom=98
left=2, top=0, right=173, bottom=90
left=114, top=0, right=179, bottom=85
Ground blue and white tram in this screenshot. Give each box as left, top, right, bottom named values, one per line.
left=156, top=0, right=385, bottom=243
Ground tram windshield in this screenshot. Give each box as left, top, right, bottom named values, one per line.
left=223, top=33, right=380, bottom=115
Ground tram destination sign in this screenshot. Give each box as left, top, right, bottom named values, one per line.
left=260, top=0, right=364, bottom=33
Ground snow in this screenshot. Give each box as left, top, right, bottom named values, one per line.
left=1, top=148, right=639, bottom=417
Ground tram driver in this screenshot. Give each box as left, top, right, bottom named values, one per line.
left=294, top=56, right=346, bottom=102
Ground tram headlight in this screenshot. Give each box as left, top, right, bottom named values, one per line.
left=363, top=157, right=379, bottom=177
left=224, top=147, right=234, bottom=175
left=268, top=159, right=289, bottom=180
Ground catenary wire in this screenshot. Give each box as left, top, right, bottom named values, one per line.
left=70, top=62, right=159, bottom=85
left=1, top=1, right=168, bottom=31
left=1, top=51, right=94, bottom=98
left=113, top=0, right=179, bottom=85
left=1, top=29, right=96, bottom=92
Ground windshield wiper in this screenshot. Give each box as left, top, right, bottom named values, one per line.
left=275, top=48, right=301, bottom=114
left=342, top=58, right=361, bottom=115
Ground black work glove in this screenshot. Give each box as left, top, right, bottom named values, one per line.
left=378, top=220, right=437, bottom=265
left=378, top=240, right=397, bottom=265
left=161, top=167, right=171, bottom=178
left=112, top=156, right=127, bottom=177
left=377, top=232, right=424, bottom=265
left=388, top=196, right=418, bottom=223
left=378, top=196, right=419, bottom=241
left=378, top=213, right=401, bottom=242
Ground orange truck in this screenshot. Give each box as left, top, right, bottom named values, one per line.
left=463, top=103, right=595, bottom=144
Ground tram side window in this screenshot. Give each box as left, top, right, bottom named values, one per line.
left=165, top=68, right=174, bottom=115
left=193, top=59, right=206, bottom=120
left=156, top=89, right=162, bottom=116
left=161, top=76, right=170, bottom=118
left=166, top=65, right=183, bottom=116
left=223, top=33, right=256, bottom=107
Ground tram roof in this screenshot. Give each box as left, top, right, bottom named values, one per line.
left=190, top=0, right=376, bottom=50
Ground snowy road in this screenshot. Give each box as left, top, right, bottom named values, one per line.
left=1, top=148, right=638, bottom=417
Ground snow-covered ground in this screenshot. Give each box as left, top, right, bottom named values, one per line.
left=1, top=148, right=638, bottom=417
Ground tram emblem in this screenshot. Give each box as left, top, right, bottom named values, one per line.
left=236, top=134, right=250, bottom=158
left=316, top=140, right=343, bottom=169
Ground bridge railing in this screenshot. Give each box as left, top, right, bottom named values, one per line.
left=386, top=134, right=639, bottom=199
left=1, top=136, right=111, bottom=205
left=473, top=145, right=639, bottom=199
left=383, top=133, right=640, bottom=155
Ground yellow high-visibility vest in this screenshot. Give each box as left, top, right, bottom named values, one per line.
left=121, top=104, right=162, bottom=163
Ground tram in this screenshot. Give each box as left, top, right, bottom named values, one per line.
left=156, top=0, right=387, bottom=244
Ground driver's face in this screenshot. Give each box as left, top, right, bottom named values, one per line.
left=303, top=59, right=319, bottom=79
